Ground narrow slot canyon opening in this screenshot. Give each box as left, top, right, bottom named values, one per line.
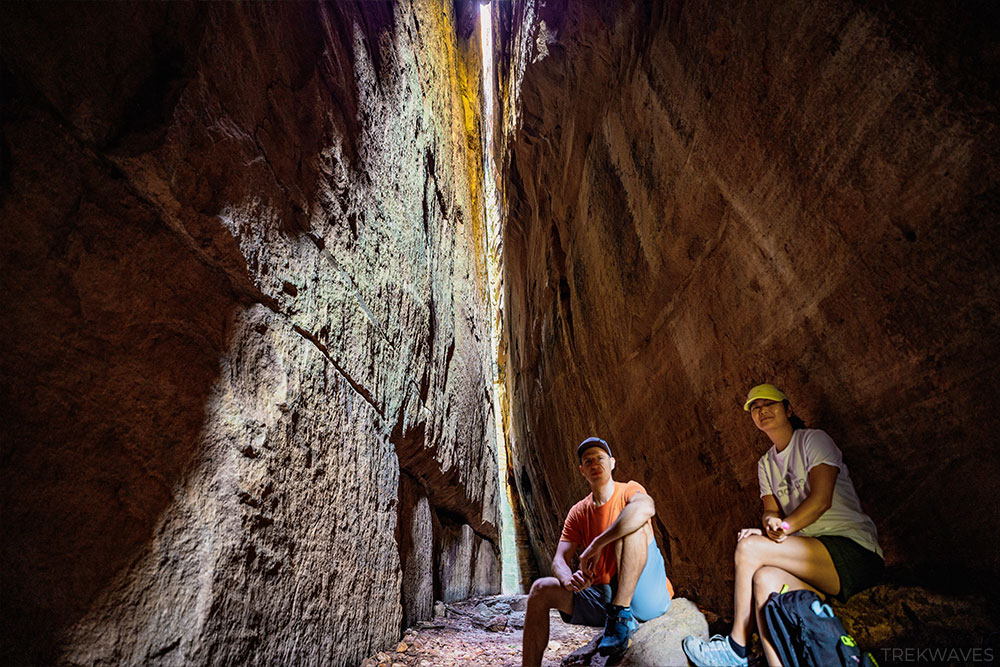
left=2, top=1, right=998, bottom=666
left=479, top=0, right=522, bottom=597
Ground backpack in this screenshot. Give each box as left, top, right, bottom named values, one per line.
left=763, top=589, right=878, bottom=667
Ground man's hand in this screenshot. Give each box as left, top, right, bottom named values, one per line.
left=577, top=540, right=604, bottom=578
left=737, top=527, right=762, bottom=542
left=562, top=569, right=592, bottom=592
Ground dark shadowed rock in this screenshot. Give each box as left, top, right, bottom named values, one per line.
left=831, top=584, right=998, bottom=657
left=1, top=1, right=499, bottom=665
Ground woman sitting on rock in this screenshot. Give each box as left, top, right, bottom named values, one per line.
left=682, top=383, right=884, bottom=667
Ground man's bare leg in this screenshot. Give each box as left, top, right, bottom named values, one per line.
left=523, top=577, right=574, bottom=667
left=611, top=526, right=649, bottom=606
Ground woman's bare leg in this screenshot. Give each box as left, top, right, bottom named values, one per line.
left=731, top=537, right=757, bottom=645
left=731, top=535, right=839, bottom=648
left=752, top=566, right=824, bottom=665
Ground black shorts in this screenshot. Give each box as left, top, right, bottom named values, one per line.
left=817, top=534, right=884, bottom=602
left=558, top=541, right=671, bottom=625
left=559, top=583, right=613, bottom=627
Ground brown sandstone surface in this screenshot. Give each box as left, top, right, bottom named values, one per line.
left=1, top=2, right=498, bottom=665
left=498, top=0, right=1000, bottom=613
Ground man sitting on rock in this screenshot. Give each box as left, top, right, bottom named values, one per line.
left=522, top=437, right=674, bottom=666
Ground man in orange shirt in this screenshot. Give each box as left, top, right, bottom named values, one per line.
left=522, top=437, right=673, bottom=666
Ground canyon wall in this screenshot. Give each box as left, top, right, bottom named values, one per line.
left=0, top=2, right=498, bottom=665
left=498, top=0, right=999, bottom=611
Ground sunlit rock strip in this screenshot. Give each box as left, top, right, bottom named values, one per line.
left=0, top=1, right=498, bottom=665
left=497, top=0, right=999, bottom=612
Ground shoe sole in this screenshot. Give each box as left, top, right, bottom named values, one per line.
left=597, top=637, right=632, bottom=657
left=681, top=637, right=748, bottom=667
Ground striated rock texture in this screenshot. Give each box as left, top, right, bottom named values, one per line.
left=497, top=0, right=1000, bottom=611
left=1, top=1, right=498, bottom=665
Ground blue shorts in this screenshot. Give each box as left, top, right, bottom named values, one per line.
left=559, top=540, right=671, bottom=625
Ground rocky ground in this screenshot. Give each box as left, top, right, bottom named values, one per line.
left=361, top=594, right=709, bottom=667
left=361, top=595, right=595, bottom=667
left=363, top=585, right=1000, bottom=666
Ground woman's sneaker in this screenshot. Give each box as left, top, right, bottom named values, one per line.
left=682, top=634, right=748, bottom=667
left=597, top=604, right=638, bottom=656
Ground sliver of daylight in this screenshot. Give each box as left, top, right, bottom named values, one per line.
left=480, top=1, right=520, bottom=594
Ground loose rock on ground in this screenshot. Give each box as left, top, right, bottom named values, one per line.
left=362, top=595, right=709, bottom=667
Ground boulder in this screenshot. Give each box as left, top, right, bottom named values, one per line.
left=624, top=597, right=709, bottom=667
left=562, top=597, right=708, bottom=666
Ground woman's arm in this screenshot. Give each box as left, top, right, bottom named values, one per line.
left=761, top=494, right=781, bottom=525
left=782, top=463, right=838, bottom=533
left=760, top=494, right=784, bottom=540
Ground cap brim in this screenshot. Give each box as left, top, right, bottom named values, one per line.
left=744, top=391, right=787, bottom=411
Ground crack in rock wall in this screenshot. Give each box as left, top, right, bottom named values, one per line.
left=497, top=0, right=1000, bottom=610
left=0, top=2, right=498, bottom=665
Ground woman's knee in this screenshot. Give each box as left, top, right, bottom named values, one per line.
left=752, top=566, right=785, bottom=598
left=735, top=534, right=769, bottom=568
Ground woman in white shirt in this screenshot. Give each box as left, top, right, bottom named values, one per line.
left=682, top=383, right=884, bottom=667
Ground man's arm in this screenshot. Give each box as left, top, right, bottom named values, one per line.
left=578, top=492, right=655, bottom=576
left=553, top=540, right=591, bottom=591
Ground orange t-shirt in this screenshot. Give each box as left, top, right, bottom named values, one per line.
left=560, top=480, right=674, bottom=596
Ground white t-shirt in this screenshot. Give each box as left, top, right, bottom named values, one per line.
left=758, top=429, right=883, bottom=558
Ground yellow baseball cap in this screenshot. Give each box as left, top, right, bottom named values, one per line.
left=743, top=383, right=788, bottom=411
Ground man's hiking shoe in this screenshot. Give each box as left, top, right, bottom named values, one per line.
left=682, top=634, right=748, bottom=667
left=597, top=604, right=638, bottom=656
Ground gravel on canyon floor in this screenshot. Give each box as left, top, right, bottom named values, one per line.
left=361, top=595, right=598, bottom=667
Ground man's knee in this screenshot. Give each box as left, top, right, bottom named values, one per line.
left=527, top=577, right=563, bottom=607
left=614, top=528, right=647, bottom=561
left=625, top=527, right=647, bottom=543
